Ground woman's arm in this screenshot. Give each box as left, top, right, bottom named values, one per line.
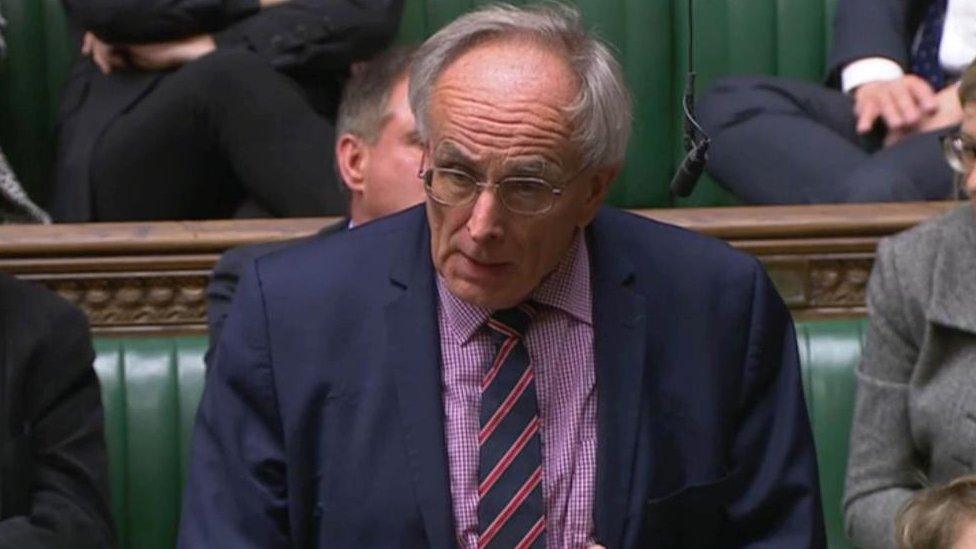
left=843, top=238, right=924, bottom=549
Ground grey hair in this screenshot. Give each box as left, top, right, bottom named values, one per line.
left=408, top=2, right=632, bottom=169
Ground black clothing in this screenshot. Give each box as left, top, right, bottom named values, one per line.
left=54, top=0, right=403, bottom=221
left=88, top=50, right=342, bottom=220
left=0, top=274, right=113, bottom=548
left=698, top=0, right=955, bottom=204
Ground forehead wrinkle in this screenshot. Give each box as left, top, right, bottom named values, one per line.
left=436, top=84, right=572, bottom=136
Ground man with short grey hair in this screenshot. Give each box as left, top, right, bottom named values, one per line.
left=179, top=4, right=826, bottom=547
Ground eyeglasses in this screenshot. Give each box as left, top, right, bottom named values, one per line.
left=941, top=131, right=976, bottom=175
left=418, top=154, right=576, bottom=216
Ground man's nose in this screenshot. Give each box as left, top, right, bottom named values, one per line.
left=466, top=186, right=505, bottom=242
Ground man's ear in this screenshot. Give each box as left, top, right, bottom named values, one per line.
left=577, top=164, right=619, bottom=227
left=336, top=133, right=368, bottom=194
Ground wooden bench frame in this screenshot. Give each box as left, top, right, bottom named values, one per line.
left=0, top=202, right=959, bottom=334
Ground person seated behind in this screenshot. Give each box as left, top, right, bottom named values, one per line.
left=0, top=273, right=113, bottom=547
left=895, top=475, right=976, bottom=549
left=206, top=44, right=424, bottom=346
left=179, top=4, right=825, bottom=547
left=844, top=61, right=976, bottom=548
left=53, top=0, right=403, bottom=221
left=698, top=0, right=969, bottom=204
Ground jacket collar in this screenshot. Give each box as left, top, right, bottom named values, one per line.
left=926, top=205, right=976, bottom=334
left=586, top=209, right=649, bottom=547
left=384, top=208, right=457, bottom=548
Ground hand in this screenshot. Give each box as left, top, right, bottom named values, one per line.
left=81, top=32, right=127, bottom=74
left=884, top=82, right=963, bottom=147
left=854, top=75, right=938, bottom=135
left=259, top=0, right=290, bottom=6
left=124, top=34, right=216, bottom=72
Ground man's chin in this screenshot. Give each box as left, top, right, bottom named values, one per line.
left=443, top=277, right=524, bottom=310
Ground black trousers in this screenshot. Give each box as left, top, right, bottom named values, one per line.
left=89, top=49, right=344, bottom=220
left=697, top=75, right=956, bottom=204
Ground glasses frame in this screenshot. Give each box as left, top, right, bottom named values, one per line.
left=416, top=150, right=577, bottom=216
left=940, top=131, right=976, bottom=175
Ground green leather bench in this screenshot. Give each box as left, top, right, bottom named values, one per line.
left=92, top=318, right=863, bottom=549
left=0, top=0, right=839, bottom=209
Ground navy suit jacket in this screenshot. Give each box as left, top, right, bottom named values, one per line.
left=826, top=0, right=930, bottom=86
left=178, top=205, right=826, bottom=548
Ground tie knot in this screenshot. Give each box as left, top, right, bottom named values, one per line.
left=487, top=302, right=537, bottom=339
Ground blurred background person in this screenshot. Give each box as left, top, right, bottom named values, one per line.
left=0, top=272, right=113, bottom=547
left=895, top=475, right=976, bottom=549
left=206, top=44, right=424, bottom=345
left=844, top=60, right=976, bottom=548
left=53, top=0, right=403, bottom=221
left=699, top=0, right=970, bottom=204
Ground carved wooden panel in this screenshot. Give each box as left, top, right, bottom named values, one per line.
left=0, top=202, right=959, bottom=333
left=20, top=271, right=211, bottom=334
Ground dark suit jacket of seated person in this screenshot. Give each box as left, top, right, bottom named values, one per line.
left=843, top=65, right=976, bottom=549
left=53, top=0, right=404, bottom=222
left=0, top=273, right=113, bottom=548
left=179, top=4, right=826, bottom=548
left=206, top=44, right=425, bottom=349
left=697, top=0, right=968, bottom=204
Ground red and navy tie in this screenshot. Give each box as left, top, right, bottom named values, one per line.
left=478, top=303, right=546, bottom=549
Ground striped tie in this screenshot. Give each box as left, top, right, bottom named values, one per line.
left=478, top=303, right=545, bottom=549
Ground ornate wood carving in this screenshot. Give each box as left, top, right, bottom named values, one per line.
left=0, top=202, right=960, bottom=333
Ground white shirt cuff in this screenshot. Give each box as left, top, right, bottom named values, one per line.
left=841, top=57, right=905, bottom=94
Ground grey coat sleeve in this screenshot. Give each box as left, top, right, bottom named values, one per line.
left=842, top=238, right=922, bottom=549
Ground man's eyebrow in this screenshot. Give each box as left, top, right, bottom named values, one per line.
left=502, top=157, right=563, bottom=178
left=432, top=142, right=475, bottom=165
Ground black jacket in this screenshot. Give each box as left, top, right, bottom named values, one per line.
left=53, top=0, right=403, bottom=221
left=0, top=274, right=113, bottom=548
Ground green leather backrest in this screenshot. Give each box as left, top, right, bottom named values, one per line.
left=0, top=0, right=839, bottom=209
left=92, top=337, right=207, bottom=549
left=797, top=318, right=863, bottom=549
left=90, top=317, right=864, bottom=548
left=0, top=0, right=73, bottom=207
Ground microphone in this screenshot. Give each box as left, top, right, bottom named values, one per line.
left=669, top=0, right=709, bottom=199
left=670, top=134, right=708, bottom=198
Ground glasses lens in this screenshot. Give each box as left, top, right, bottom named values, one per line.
left=499, top=178, right=554, bottom=215
left=944, top=135, right=976, bottom=175
left=428, top=168, right=477, bottom=205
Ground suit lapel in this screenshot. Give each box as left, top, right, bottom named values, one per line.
left=587, top=215, right=648, bottom=548
left=927, top=206, right=976, bottom=334
left=385, top=212, right=456, bottom=548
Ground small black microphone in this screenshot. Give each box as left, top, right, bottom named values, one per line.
left=669, top=137, right=709, bottom=198
left=669, top=0, right=709, bottom=199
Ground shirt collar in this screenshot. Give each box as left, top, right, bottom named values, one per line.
left=436, top=230, right=592, bottom=345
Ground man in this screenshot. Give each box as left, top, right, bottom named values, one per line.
left=206, top=44, right=424, bottom=345
left=180, top=4, right=825, bottom=547
left=698, top=0, right=970, bottom=204
left=0, top=274, right=113, bottom=547
left=54, top=0, right=403, bottom=220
